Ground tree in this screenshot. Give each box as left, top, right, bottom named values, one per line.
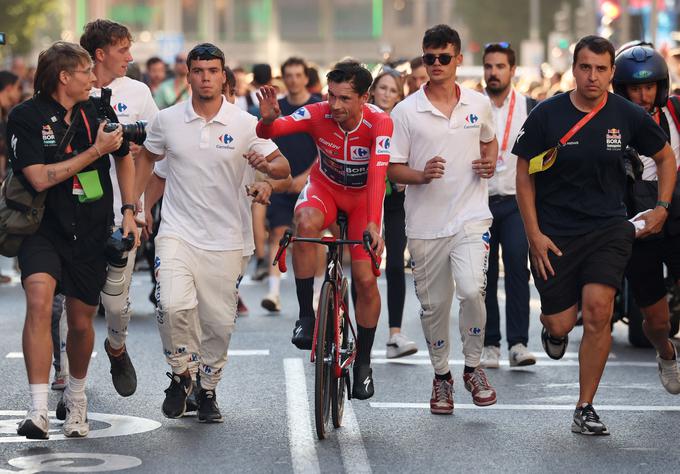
left=0, top=0, right=60, bottom=57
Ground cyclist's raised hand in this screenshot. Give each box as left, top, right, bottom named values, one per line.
left=257, top=85, right=281, bottom=124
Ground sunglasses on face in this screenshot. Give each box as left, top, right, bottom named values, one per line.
left=422, top=53, right=454, bottom=66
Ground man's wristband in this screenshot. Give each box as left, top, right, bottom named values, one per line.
left=121, top=204, right=136, bottom=215
left=91, top=144, right=101, bottom=158
left=656, top=200, right=671, bottom=210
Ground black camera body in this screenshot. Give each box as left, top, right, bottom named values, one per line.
left=96, top=88, right=147, bottom=145
left=103, top=227, right=136, bottom=296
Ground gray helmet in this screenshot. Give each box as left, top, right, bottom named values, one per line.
left=613, top=41, right=669, bottom=108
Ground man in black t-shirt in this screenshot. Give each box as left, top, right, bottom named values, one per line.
left=8, top=42, right=138, bottom=439
left=513, top=36, right=677, bottom=436
left=260, top=57, right=319, bottom=313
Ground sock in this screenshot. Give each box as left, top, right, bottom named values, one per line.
left=66, top=375, right=86, bottom=398
left=464, top=365, right=476, bottom=374
left=29, top=384, right=49, bottom=412
left=435, top=372, right=452, bottom=381
left=296, top=277, right=315, bottom=320
left=268, top=275, right=281, bottom=296
left=356, top=324, right=377, bottom=367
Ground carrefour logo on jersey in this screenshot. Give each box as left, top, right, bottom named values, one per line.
left=351, top=146, right=370, bottom=160
left=291, top=107, right=311, bottom=121
left=464, top=113, right=480, bottom=129
left=217, top=134, right=235, bottom=149
left=376, top=136, right=390, bottom=155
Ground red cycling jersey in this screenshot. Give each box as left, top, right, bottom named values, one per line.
left=256, top=101, right=393, bottom=227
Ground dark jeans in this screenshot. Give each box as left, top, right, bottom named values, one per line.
left=484, top=195, right=530, bottom=347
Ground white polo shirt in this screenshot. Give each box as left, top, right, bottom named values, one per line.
left=91, top=76, right=159, bottom=225
left=154, top=158, right=256, bottom=258
left=640, top=106, right=680, bottom=180
left=486, top=88, right=528, bottom=197
left=144, top=96, right=277, bottom=251
left=390, top=84, right=495, bottom=240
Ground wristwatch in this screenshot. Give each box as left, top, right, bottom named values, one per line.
left=121, top=203, right=136, bottom=215
left=656, top=200, right=671, bottom=210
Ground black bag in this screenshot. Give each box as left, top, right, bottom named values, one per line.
left=0, top=102, right=82, bottom=256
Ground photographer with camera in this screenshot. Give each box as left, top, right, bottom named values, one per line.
left=80, top=19, right=159, bottom=398
left=7, top=42, right=138, bottom=439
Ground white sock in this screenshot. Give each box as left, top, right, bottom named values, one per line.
left=29, top=384, right=49, bottom=412
left=268, top=275, right=280, bottom=295
left=66, top=375, right=86, bottom=398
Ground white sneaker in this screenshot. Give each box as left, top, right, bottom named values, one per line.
left=17, top=409, right=49, bottom=439
left=508, top=343, right=537, bottom=367
left=261, top=293, right=281, bottom=312
left=657, top=344, right=680, bottom=394
left=51, top=371, right=68, bottom=390
left=480, top=346, right=501, bottom=368
left=386, top=333, right=418, bottom=359
left=63, top=392, right=89, bottom=438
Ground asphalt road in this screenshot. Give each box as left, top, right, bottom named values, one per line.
left=1, top=255, right=679, bottom=473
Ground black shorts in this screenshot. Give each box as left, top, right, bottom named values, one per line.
left=266, top=193, right=298, bottom=229
left=18, top=233, right=108, bottom=306
left=626, top=235, right=680, bottom=307
left=532, top=220, right=635, bottom=315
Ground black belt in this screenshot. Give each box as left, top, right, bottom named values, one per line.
left=489, top=194, right=515, bottom=204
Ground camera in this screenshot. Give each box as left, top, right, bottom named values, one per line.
left=102, top=227, right=136, bottom=297
left=96, top=87, right=147, bottom=145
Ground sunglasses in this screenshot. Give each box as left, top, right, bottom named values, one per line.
left=484, top=42, right=511, bottom=50
left=422, top=53, right=454, bottom=66
left=188, top=44, right=225, bottom=62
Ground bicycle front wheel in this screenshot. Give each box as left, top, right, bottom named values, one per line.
left=332, top=277, right=349, bottom=428
left=315, top=281, right=334, bottom=440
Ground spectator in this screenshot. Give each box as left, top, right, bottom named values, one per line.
left=154, top=53, right=189, bottom=109
left=145, top=57, right=166, bottom=95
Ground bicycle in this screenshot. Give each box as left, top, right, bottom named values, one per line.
left=273, top=212, right=380, bottom=440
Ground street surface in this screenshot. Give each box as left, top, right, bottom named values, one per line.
left=1, top=255, right=679, bottom=473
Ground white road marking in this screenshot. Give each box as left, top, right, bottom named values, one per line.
left=338, top=401, right=372, bottom=474
left=6, top=453, right=142, bottom=472
left=371, top=350, right=617, bottom=359
left=5, top=352, right=97, bottom=359
left=228, top=350, right=270, bottom=356
left=0, top=411, right=160, bottom=443
left=370, top=402, right=680, bottom=412
left=283, top=358, right=320, bottom=474
left=370, top=358, right=655, bottom=367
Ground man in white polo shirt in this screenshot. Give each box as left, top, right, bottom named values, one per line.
left=481, top=42, right=536, bottom=369
left=134, top=44, right=290, bottom=423
left=80, top=20, right=159, bottom=397
left=388, top=24, right=499, bottom=415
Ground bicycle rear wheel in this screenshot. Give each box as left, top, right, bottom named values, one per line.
left=332, top=278, right=349, bottom=428
left=315, top=281, right=334, bottom=440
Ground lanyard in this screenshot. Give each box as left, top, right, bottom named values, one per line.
left=500, top=90, right=516, bottom=153
left=65, top=109, right=92, bottom=155
left=652, top=108, right=661, bottom=125
left=559, top=93, right=608, bottom=146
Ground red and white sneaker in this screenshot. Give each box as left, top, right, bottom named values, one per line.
left=463, top=367, right=497, bottom=406
left=430, top=377, right=454, bottom=415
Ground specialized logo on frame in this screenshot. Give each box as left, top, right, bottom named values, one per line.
left=606, top=128, right=622, bottom=151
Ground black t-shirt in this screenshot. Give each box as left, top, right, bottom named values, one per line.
left=512, top=91, right=667, bottom=236
left=275, top=96, right=320, bottom=179
left=6, top=94, right=129, bottom=256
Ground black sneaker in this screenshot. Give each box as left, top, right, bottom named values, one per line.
left=572, top=403, right=610, bottom=435
left=197, top=389, right=223, bottom=423
left=105, top=338, right=137, bottom=397
left=162, top=372, right=192, bottom=418
left=291, top=318, right=314, bottom=350
left=185, top=381, right=200, bottom=413
left=351, top=365, right=374, bottom=400
left=541, top=327, right=568, bottom=360
left=56, top=396, right=66, bottom=420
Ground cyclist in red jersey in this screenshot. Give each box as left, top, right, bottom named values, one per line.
left=257, top=61, right=391, bottom=399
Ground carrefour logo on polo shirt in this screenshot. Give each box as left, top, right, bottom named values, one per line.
left=376, top=136, right=390, bottom=155
left=217, top=133, right=235, bottom=149
left=351, top=146, right=370, bottom=161
left=114, top=102, right=129, bottom=116
left=291, top=107, right=311, bottom=121
left=464, top=113, right=480, bottom=129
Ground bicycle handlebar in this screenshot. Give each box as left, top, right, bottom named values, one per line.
left=272, top=228, right=381, bottom=277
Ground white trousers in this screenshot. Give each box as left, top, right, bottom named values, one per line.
left=409, top=219, right=491, bottom=374
left=101, top=250, right=137, bottom=350
left=155, top=236, right=241, bottom=390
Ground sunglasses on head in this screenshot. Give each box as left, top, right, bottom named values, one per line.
left=188, top=44, right=225, bottom=62
left=484, top=42, right=511, bottom=50
left=422, top=53, right=454, bottom=66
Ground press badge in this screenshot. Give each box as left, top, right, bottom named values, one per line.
left=75, top=170, right=103, bottom=203
left=72, top=175, right=84, bottom=196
